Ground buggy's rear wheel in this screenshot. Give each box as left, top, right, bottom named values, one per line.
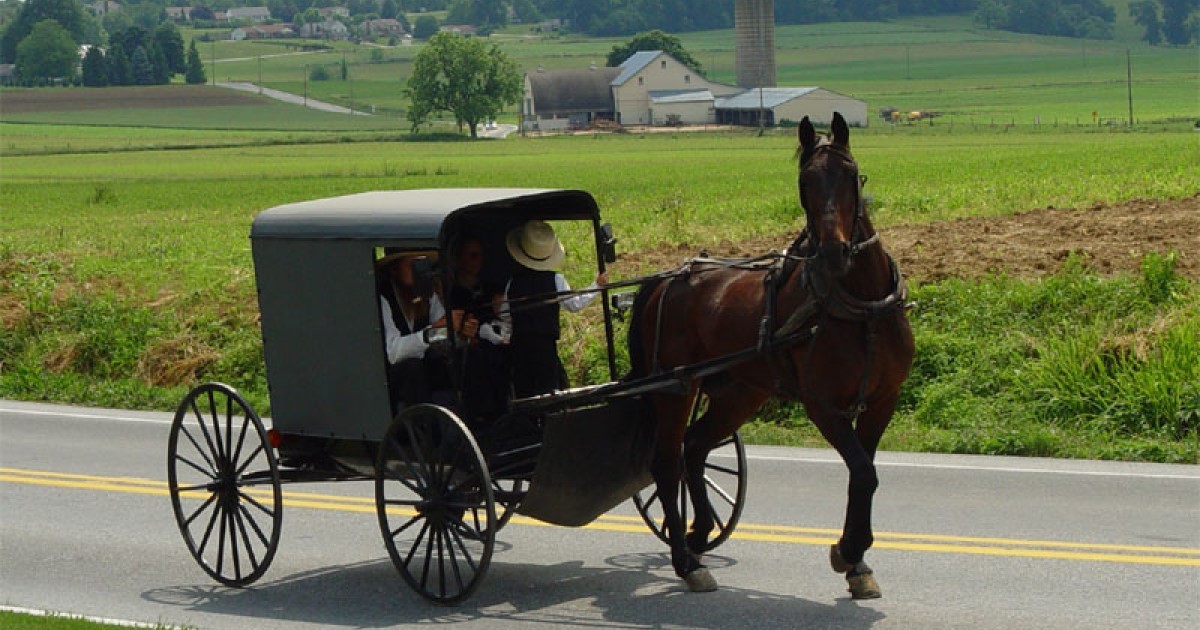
left=168, top=382, right=282, bottom=587
left=376, top=405, right=495, bottom=604
left=632, top=393, right=748, bottom=552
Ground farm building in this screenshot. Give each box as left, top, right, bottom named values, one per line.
left=716, top=87, right=868, bottom=127
left=231, top=24, right=295, bottom=40
left=225, top=6, right=271, bottom=22
left=522, top=65, right=621, bottom=132
left=521, top=51, right=867, bottom=132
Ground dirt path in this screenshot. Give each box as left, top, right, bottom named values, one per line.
left=626, top=195, right=1200, bottom=282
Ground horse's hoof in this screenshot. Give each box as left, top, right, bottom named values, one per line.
left=829, top=543, right=853, bottom=573
left=684, top=568, right=719, bottom=593
left=847, top=572, right=882, bottom=599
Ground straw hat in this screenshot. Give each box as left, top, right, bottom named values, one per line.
left=506, top=220, right=565, bottom=271
left=375, top=248, right=438, bottom=269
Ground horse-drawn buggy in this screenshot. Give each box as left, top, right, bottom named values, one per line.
left=167, top=114, right=914, bottom=604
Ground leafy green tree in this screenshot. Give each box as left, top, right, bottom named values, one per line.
left=413, top=14, right=438, bottom=38
left=1, top=0, right=86, bottom=63
left=185, top=39, right=207, bottom=84
left=606, top=29, right=702, bottom=74
left=381, top=0, right=399, bottom=19
left=106, top=43, right=132, bottom=85
left=131, top=45, right=156, bottom=85
left=974, top=0, right=1009, bottom=28
left=1159, top=0, right=1198, bottom=45
left=1130, top=1, right=1164, bottom=44
left=155, top=23, right=187, bottom=75
left=15, top=19, right=78, bottom=83
left=82, top=45, right=108, bottom=86
left=405, top=31, right=522, bottom=137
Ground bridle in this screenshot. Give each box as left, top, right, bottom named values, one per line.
left=792, top=143, right=878, bottom=263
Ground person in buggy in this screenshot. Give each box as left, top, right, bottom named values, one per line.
left=376, top=249, right=477, bottom=412
left=502, top=220, right=608, bottom=399
left=446, top=236, right=510, bottom=422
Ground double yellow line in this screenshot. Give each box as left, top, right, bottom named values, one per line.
left=4, top=466, right=1198, bottom=568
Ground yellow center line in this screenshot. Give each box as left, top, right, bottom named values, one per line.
left=4, top=467, right=1198, bottom=567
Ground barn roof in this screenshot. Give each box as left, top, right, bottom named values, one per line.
left=527, top=68, right=621, bottom=113
left=715, top=87, right=822, bottom=110
left=612, top=50, right=664, bottom=86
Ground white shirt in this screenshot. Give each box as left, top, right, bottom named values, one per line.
left=499, top=273, right=600, bottom=317
left=380, top=293, right=445, bottom=364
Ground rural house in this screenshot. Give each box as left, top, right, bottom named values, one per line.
left=297, top=19, right=350, bottom=40
left=225, top=6, right=271, bottom=23
left=361, top=18, right=406, bottom=37
left=610, top=50, right=741, bottom=126
left=523, top=64, right=622, bottom=132
left=231, top=24, right=296, bottom=40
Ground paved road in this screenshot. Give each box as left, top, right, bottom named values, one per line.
left=217, top=81, right=369, bottom=115
left=1, top=400, right=1197, bottom=629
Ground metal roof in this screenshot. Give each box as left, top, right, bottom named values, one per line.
left=611, top=50, right=663, bottom=86
left=648, top=89, right=714, bottom=104
left=251, top=188, right=601, bottom=241
left=715, top=87, right=822, bottom=110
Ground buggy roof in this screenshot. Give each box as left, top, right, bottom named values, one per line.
left=251, top=188, right=601, bottom=242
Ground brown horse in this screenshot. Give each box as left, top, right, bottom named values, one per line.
left=628, top=112, right=915, bottom=598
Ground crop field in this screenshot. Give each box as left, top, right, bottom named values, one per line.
left=1, top=18, right=1197, bottom=463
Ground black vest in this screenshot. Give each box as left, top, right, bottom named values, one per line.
left=379, top=277, right=428, bottom=336
left=508, top=271, right=560, bottom=340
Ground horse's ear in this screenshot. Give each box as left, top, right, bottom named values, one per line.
left=798, top=116, right=817, bottom=153
left=831, top=112, right=849, bottom=148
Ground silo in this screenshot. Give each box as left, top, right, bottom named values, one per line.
left=735, top=0, right=776, bottom=88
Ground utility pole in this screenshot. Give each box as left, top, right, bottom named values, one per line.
left=1126, top=48, right=1134, bottom=126
left=210, top=40, right=215, bottom=86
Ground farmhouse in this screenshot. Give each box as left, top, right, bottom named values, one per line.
left=231, top=24, right=295, bottom=40
left=361, top=18, right=406, bottom=37
left=225, top=6, right=271, bottom=23
left=521, top=50, right=868, bottom=131
left=297, top=19, right=350, bottom=40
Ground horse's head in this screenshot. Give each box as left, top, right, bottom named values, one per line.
left=797, top=112, right=862, bottom=278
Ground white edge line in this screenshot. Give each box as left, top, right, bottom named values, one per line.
left=4, top=406, right=1197, bottom=481
left=0, top=604, right=185, bottom=629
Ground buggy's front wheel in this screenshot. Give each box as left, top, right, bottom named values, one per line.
left=375, top=404, right=495, bottom=604
left=167, top=382, right=282, bottom=587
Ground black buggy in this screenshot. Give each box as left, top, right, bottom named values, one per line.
left=166, top=189, right=748, bottom=603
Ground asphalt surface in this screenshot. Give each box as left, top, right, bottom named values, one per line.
left=1, top=400, right=1197, bottom=629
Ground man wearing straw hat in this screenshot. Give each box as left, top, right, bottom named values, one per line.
left=503, top=220, right=608, bottom=399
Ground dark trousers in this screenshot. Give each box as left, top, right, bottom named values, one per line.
left=510, top=335, right=567, bottom=399
left=461, top=342, right=509, bottom=422
left=387, top=354, right=453, bottom=414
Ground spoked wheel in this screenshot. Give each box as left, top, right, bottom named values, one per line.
left=632, top=393, right=748, bottom=552
left=168, top=382, right=282, bottom=587
left=376, top=404, right=495, bottom=604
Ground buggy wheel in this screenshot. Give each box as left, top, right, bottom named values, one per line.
left=168, top=382, right=282, bottom=587
left=632, top=394, right=748, bottom=552
left=376, top=404, right=495, bottom=604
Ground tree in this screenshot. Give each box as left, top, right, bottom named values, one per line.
left=1130, top=1, right=1164, bottom=44
left=1160, top=0, right=1198, bottom=45
left=131, top=45, right=156, bottom=85
left=606, top=30, right=703, bottom=74
left=155, top=23, right=187, bottom=75
left=974, top=0, right=1009, bottom=28
left=413, top=14, right=438, bottom=39
left=82, top=45, right=108, bottom=86
left=1, top=0, right=86, bottom=63
left=185, top=39, right=207, bottom=84
left=405, top=31, right=522, bottom=137
left=16, top=19, right=78, bottom=83
left=106, top=43, right=132, bottom=85
left=381, top=0, right=399, bottom=19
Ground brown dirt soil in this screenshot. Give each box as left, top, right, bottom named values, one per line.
left=0, top=85, right=262, bottom=113
left=624, top=195, right=1200, bottom=283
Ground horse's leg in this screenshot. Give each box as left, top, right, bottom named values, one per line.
left=682, top=386, right=766, bottom=557
left=648, top=390, right=717, bottom=592
left=815, top=392, right=899, bottom=599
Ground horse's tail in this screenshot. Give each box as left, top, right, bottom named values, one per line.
left=625, top=275, right=670, bottom=381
